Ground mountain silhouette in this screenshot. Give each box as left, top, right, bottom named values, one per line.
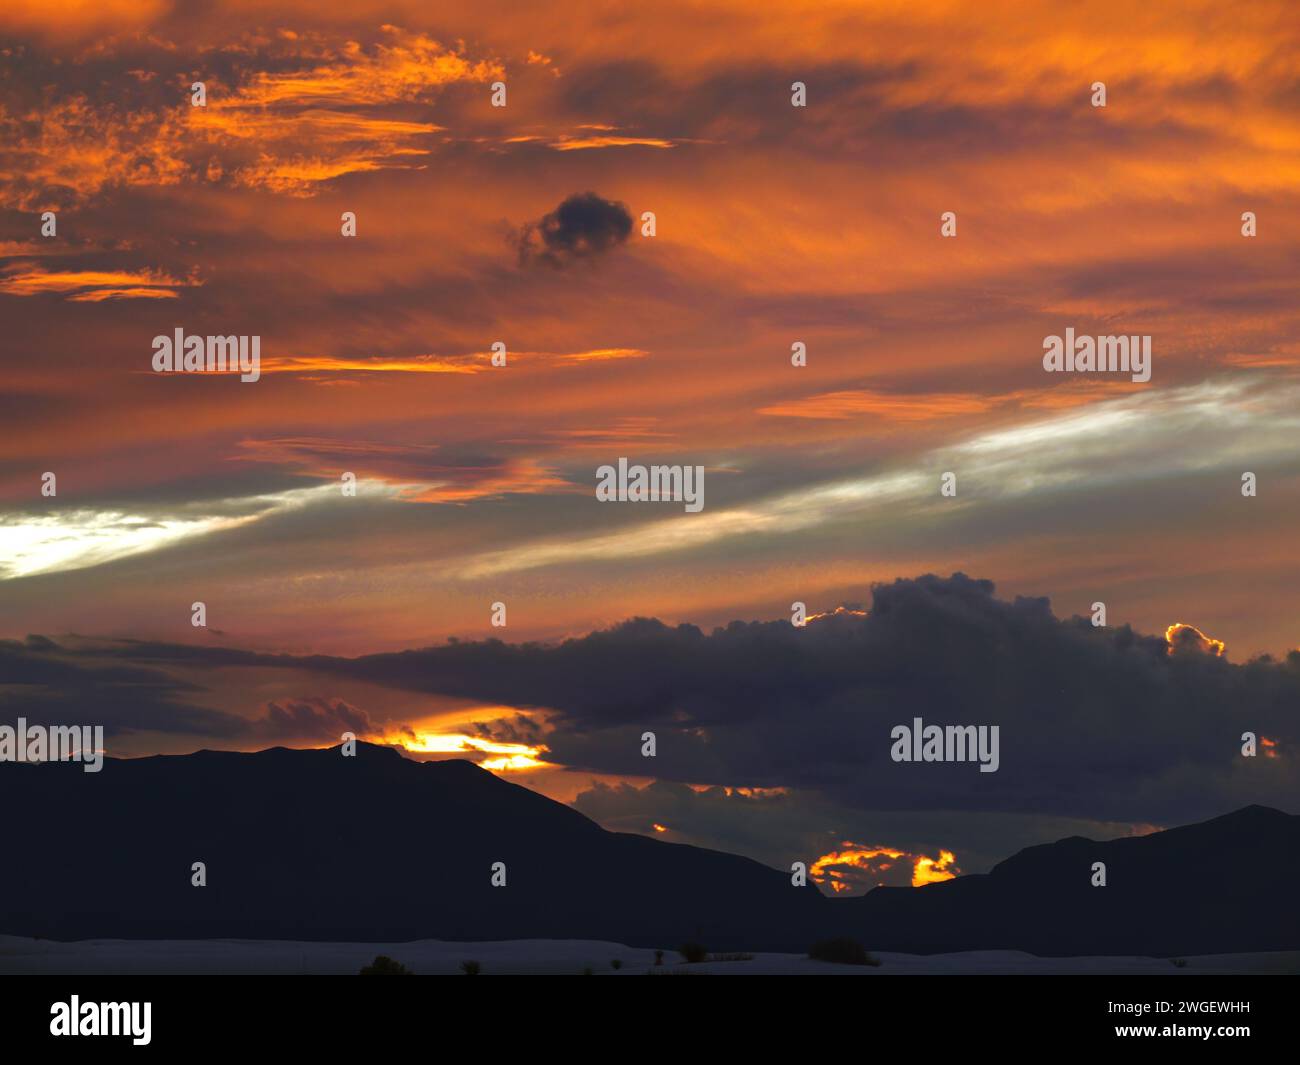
left=842, top=804, right=1300, bottom=956
left=1, top=743, right=1295, bottom=955
left=0, top=743, right=822, bottom=949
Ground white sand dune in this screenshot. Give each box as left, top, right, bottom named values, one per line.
left=1, top=936, right=1295, bottom=975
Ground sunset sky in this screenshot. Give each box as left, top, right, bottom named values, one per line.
left=2, top=0, right=1298, bottom=893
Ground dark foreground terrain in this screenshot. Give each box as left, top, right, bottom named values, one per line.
left=2, top=743, right=1296, bottom=955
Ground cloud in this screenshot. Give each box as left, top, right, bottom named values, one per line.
left=516, top=191, right=634, bottom=268
left=547, top=133, right=676, bottom=151
left=256, top=347, right=647, bottom=376
left=568, top=774, right=1165, bottom=884
left=0, top=635, right=249, bottom=740
left=810, top=842, right=959, bottom=893
left=0, top=27, right=501, bottom=207
left=0, top=485, right=343, bottom=579
left=0, top=265, right=200, bottom=301
left=495, top=577, right=1297, bottom=826
left=249, top=696, right=385, bottom=743
left=235, top=438, right=574, bottom=502
left=450, top=373, right=1300, bottom=578
left=759, top=389, right=1001, bottom=421
left=0, top=507, right=262, bottom=580
left=757, top=383, right=1137, bottom=422
left=1166, top=622, right=1227, bottom=657
left=0, top=0, right=166, bottom=38
left=1, top=3, right=1298, bottom=859
left=45, top=574, right=1300, bottom=827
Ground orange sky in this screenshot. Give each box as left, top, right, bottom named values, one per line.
left=1, top=0, right=1297, bottom=883
left=3, top=2, right=1298, bottom=656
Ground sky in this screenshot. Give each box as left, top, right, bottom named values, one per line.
left=2, top=0, right=1298, bottom=894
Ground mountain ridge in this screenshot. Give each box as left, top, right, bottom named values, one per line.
left=2, top=742, right=1295, bottom=956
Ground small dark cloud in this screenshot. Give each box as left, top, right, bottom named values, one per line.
left=515, top=191, right=633, bottom=269
left=249, top=697, right=384, bottom=743
left=468, top=713, right=544, bottom=746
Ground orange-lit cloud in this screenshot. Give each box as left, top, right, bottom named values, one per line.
left=549, top=135, right=676, bottom=151
left=683, top=784, right=792, bottom=798
left=761, top=390, right=999, bottom=422
left=760, top=383, right=1144, bottom=422
left=394, top=730, right=548, bottom=771
left=0, top=0, right=167, bottom=38
left=811, top=842, right=961, bottom=893
left=0, top=27, right=501, bottom=206
left=235, top=437, right=575, bottom=502
left=548, top=348, right=648, bottom=365
left=0, top=266, right=199, bottom=300
left=912, top=849, right=959, bottom=887
left=544, top=418, right=674, bottom=450
left=0, top=96, right=192, bottom=209
left=65, top=286, right=182, bottom=302
left=805, top=605, right=869, bottom=622
left=2, top=0, right=1300, bottom=678
left=257, top=348, right=646, bottom=376
left=1165, top=623, right=1227, bottom=657
left=394, top=461, right=572, bottom=503
left=810, top=844, right=904, bottom=893
left=259, top=354, right=483, bottom=376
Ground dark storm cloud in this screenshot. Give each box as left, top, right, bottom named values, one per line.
left=515, top=192, right=633, bottom=268
left=35, top=575, right=1300, bottom=825
left=0, top=636, right=249, bottom=739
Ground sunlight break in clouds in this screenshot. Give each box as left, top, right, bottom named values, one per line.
left=810, top=843, right=961, bottom=893
left=0, top=484, right=368, bottom=579
left=0, top=510, right=259, bottom=580
left=7, top=375, right=1295, bottom=584
left=397, top=731, right=549, bottom=771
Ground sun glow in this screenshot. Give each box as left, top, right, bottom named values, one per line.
left=805, top=606, right=870, bottom=623
left=811, top=842, right=961, bottom=893
left=394, top=731, right=548, bottom=770
left=912, top=850, right=959, bottom=887
left=810, top=844, right=905, bottom=893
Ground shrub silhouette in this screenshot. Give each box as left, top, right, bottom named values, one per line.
left=678, top=942, right=708, bottom=963
left=461, top=960, right=481, bottom=975
left=359, top=955, right=412, bottom=975
left=611, top=959, right=622, bottom=970
left=808, top=938, right=880, bottom=966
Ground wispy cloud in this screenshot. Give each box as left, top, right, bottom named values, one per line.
left=234, top=438, right=574, bottom=503
left=0, top=266, right=200, bottom=300
left=0, top=484, right=342, bottom=579
left=258, top=348, right=647, bottom=376
left=0, top=27, right=501, bottom=206
left=455, top=373, right=1300, bottom=577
